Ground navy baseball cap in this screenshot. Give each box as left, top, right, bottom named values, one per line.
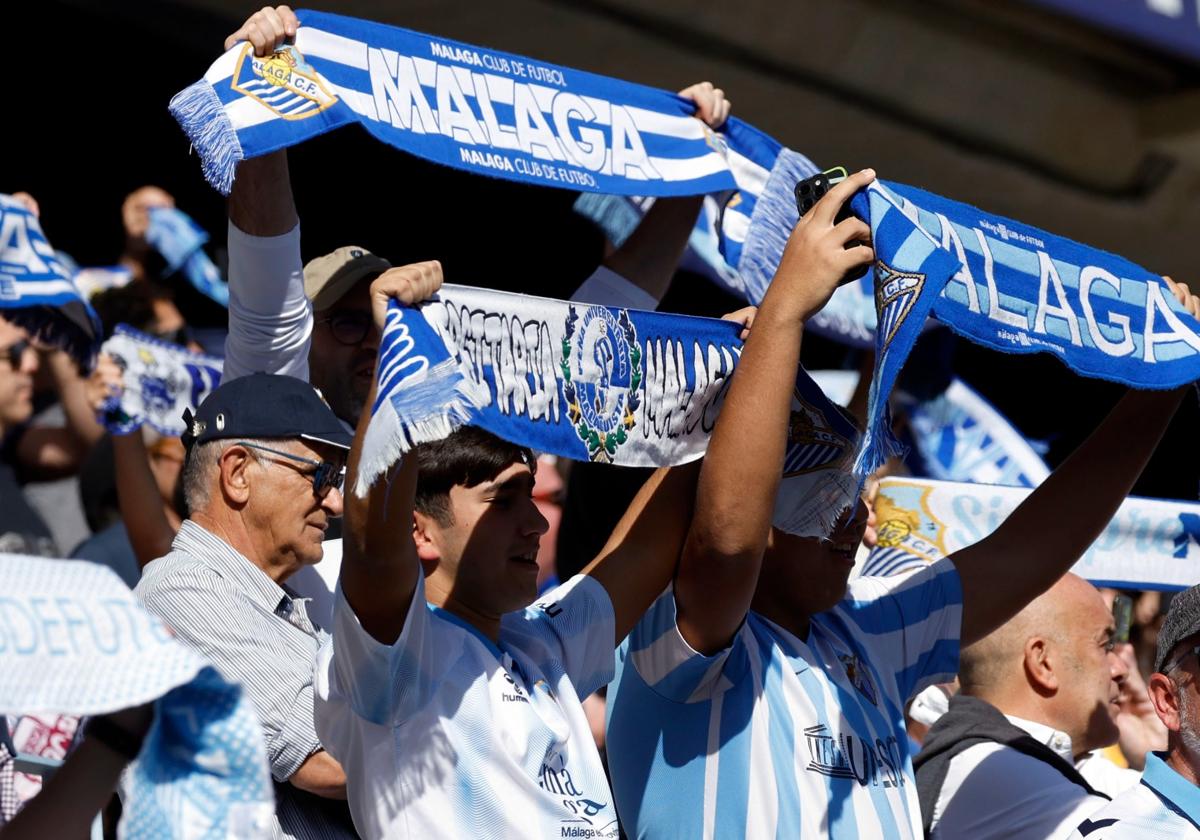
left=181, top=373, right=352, bottom=452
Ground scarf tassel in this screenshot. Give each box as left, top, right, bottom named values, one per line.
left=168, top=80, right=244, bottom=196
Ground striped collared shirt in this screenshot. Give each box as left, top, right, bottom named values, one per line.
left=135, top=520, right=357, bottom=840
left=1069, top=752, right=1200, bottom=839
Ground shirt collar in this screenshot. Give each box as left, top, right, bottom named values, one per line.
left=1142, top=751, right=1200, bottom=828
left=172, top=520, right=291, bottom=615
left=1005, top=714, right=1075, bottom=763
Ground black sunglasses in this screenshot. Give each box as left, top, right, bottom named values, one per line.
left=234, top=440, right=345, bottom=498
left=315, top=311, right=373, bottom=347
left=0, top=339, right=32, bottom=368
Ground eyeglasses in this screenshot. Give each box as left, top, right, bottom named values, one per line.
left=0, top=339, right=32, bottom=369
left=314, top=311, right=373, bottom=347
left=234, top=440, right=345, bottom=498
left=1163, top=643, right=1200, bottom=675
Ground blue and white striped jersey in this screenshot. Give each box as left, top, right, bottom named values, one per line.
left=607, top=558, right=963, bottom=839
left=314, top=573, right=619, bottom=839
left=1067, top=752, right=1200, bottom=840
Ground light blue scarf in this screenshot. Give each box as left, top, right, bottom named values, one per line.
left=146, top=207, right=230, bottom=306
left=0, top=195, right=101, bottom=362
left=0, top=554, right=274, bottom=837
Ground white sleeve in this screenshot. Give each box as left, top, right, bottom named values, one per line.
left=515, top=575, right=617, bottom=699
left=322, top=573, right=439, bottom=727
left=222, top=221, right=312, bottom=382
left=569, top=265, right=659, bottom=311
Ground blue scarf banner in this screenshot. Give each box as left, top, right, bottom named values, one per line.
left=847, top=180, right=1200, bottom=475
left=146, top=207, right=230, bottom=307
left=358, top=284, right=861, bottom=537
left=0, top=554, right=274, bottom=838
left=860, top=477, right=1200, bottom=590
left=169, top=8, right=811, bottom=303
left=100, top=325, right=223, bottom=437
left=0, top=195, right=101, bottom=363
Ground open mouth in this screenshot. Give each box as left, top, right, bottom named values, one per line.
left=830, top=542, right=857, bottom=564
left=510, top=550, right=539, bottom=568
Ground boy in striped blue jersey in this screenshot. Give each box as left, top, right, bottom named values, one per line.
left=606, top=171, right=1190, bottom=839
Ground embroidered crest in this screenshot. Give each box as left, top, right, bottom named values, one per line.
left=560, top=305, right=641, bottom=463
left=838, top=652, right=878, bottom=706
left=782, top=391, right=853, bottom=477
left=231, top=44, right=338, bottom=121
left=873, top=259, right=925, bottom=350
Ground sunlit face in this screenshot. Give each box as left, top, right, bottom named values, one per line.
left=1056, top=583, right=1126, bottom=754
left=0, top=319, right=37, bottom=430
left=238, top=439, right=346, bottom=569
left=309, top=281, right=379, bottom=426
left=420, top=461, right=551, bottom=616
left=759, top=499, right=870, bottom=618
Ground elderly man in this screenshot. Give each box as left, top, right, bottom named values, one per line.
left=1067, top=583, right=1200, bottom=838
left=135, top=373, right=356, bottom=839
left=914, top=573, right=1149, bottom=839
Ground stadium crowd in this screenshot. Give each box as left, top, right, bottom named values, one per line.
left=3, top=5, right=1200, bottom=839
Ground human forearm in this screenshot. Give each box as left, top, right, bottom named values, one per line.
left=956, top=386, right=1186, bottom=645
left=44, top=349, right=104, bottom=448
left=289, top=749, right=347, bottom=800
left=113, top=433, right=178, bottom=567
left=227, top=151, right=297, bottom=237
left=602, top=196, right=703, bottom=303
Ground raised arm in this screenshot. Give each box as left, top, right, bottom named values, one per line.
left=675, top=169, right=877, bottom=654
left=599, top=83, right=731, bottom=303
left=953, top=278, right=1199, bottom=647
left=221, top=6, right=310, bottom=382
left=340, top=264, right=443, bottom=645
left=15, top=348, right=104, bottom=479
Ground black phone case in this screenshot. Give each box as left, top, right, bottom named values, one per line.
left=793, top=171, right=869, bottom=285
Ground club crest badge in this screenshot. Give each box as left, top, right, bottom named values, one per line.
left=838, top=652, right=878, bottom=707
left=231, top=44, right=338, bottom=120
left=560, top=305, right=641, bottom=463
left=874, top=259, right=925, bottom=350
left=782, top=391, right=854, bottom=477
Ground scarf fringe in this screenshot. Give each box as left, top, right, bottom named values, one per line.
left=168, top=80, right=244, bottom=196
left=853, top=403, right=908, bottom=477
left=773, top=467, right=863, bottom=538
left=354, top=358, right=488, bottom=497
left=736, top=148, right=818, bottom=303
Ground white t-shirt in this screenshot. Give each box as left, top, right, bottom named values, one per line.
left=314, top=573, right=620, bottom=839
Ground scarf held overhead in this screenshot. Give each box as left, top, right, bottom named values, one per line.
left=862, top=478, right=1200, bottom=590
left=358, top=285, right=861, bottom=537
left=0, top=196, right=101, bottom=363
left=0, top=554, right=274, bottom=838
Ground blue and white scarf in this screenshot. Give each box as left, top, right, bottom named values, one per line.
left=146, top=207, right=230, bottom=306
left=169, top=8, right=808, bottom=304
left=360, top=285, right=861, bottom=537
left=849, top=180, right=1200, bottom=473
left=860, top=477, right=1200, bottom=590
left=0, top=554, right=274, bottom=838
left=0, top=195, right=101, bottom=363
left=99, top=325, right=223, bottom=436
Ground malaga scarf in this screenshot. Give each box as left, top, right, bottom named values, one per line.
left=0, top=195, right=101, bottom=363
left=0, top=554, right=274, bottom=837
left=861, top=477, right=1200, bottom=590
left=99, top=325, right=223, bottom=437
left=146, top=207, right=230, bottom=306
left=359, top=285, right=861, bottom=537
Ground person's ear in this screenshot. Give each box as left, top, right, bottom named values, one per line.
left=412, top=510, right=442, bottom=575
left=1149, top=672, right=1183, bottom=734
left=1024, top=636, right=1058, bottom=694
left=217, top=445, right=253, bottom=507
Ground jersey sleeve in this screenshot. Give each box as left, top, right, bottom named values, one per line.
left=623, top=585, right=745, bottom=704
left=514, top=575, right=617, bottom=699
left=845, top=557, right=963, bottom=702
left=222, top=221, right=312, bottom=382
left=321, top=572, right=441, bottom=727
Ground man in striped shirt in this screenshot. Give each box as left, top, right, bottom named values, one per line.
left=1068, top=582, right=1200, bottom=839
left=605, top=173, right=1193, bottom=838
left=135, top=373, right=358, bottom=839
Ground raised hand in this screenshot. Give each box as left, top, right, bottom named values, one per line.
left=225, top=5, right=299, bottom=55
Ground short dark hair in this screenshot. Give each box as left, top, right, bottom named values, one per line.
left=414, top=427, right=534, bottom=526
left=92, top=282, right=175, bottom=338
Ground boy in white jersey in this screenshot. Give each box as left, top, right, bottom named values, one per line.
left=606, top=171, right=1195, bottom=839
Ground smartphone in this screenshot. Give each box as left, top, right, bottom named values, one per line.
left=794, top=165, right=868, bottom=284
